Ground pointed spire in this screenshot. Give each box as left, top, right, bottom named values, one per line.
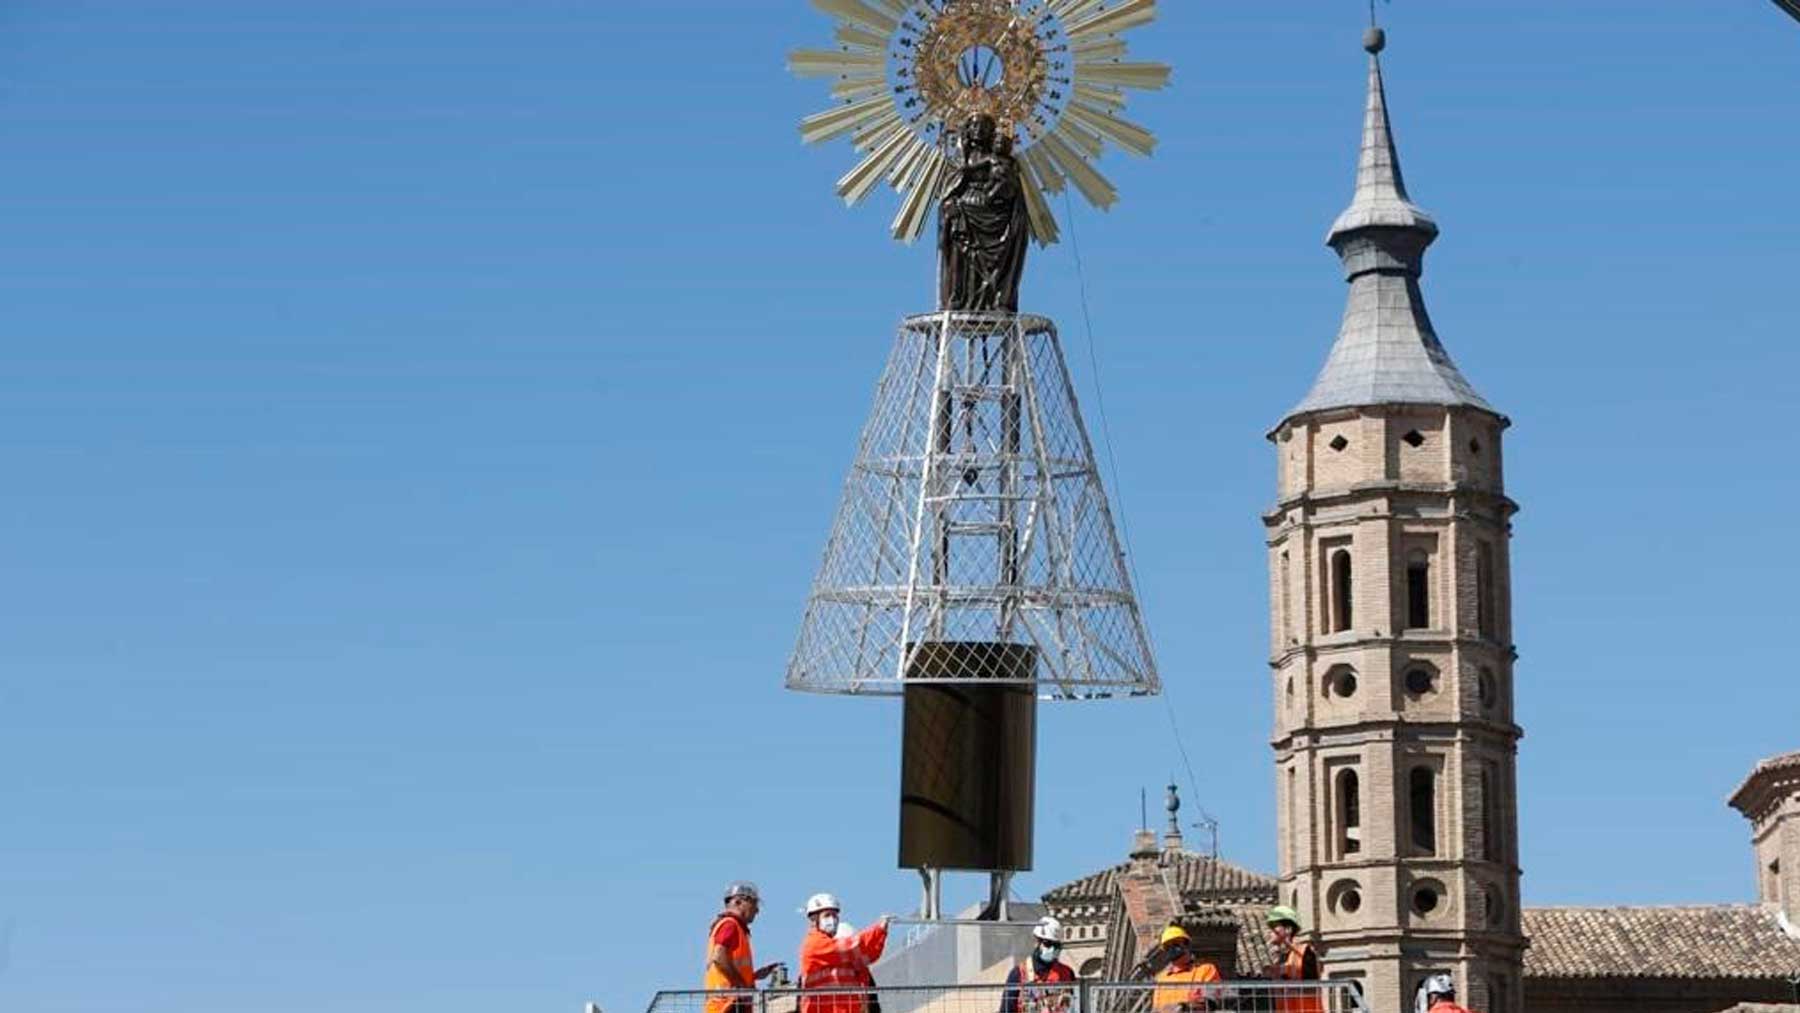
left=1281, top=27, right=1496, bottom=424
left=1326, top=27, right=1437, bottom=243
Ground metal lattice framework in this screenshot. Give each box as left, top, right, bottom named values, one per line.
left=787, top=312, right=1157, bottom=699
left=790, top=0, right=1172, bottom=245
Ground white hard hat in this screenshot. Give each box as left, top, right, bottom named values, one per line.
left=806, top=892, right=842, bottom=916
left=1415, top=973, right=1456, bottom=1013
left=1032, top=916, right=1065, bottom=944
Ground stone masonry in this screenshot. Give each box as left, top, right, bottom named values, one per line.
left=1263, top=27, right=1526, bottom=1013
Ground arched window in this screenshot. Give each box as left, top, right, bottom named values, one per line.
left=1480, top=766, right=1496, bottom=861
left=1410, top=766, right=1439, bottom=856
left=1335, top=768, right=1362, bottom=858
left=1476, top=541, right=1497, bottom=639
left=1279, top=550, right=1293, bottom=643
left=1330, top=549, right=1354, bottom=633
left=1405, top=551, right=1431, bottom=629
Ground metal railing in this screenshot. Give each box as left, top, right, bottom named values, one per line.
left=648, top=980, right=1368, bottom=1013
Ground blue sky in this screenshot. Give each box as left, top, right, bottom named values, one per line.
left=1, top=2, right=1797, bottom=1012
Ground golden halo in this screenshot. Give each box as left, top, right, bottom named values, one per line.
left=911, top=2, right=1047, bottom=141
left=791, top=0, right=1172, bottom=246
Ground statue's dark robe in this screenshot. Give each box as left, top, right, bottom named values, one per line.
left=938, top=151, right=1030, bottom=312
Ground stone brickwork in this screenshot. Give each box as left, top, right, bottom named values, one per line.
left=1730, top=752, right=1800, bottom=929
left=1265, top=28, right=1526, bottom=1013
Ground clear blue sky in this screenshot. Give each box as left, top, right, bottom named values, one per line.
left=1, top=2, right=1796, bottom=1012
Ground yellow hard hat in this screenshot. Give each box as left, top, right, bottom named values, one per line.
left=1159, top=925, right=1190, bottom=946
left=1266, top=906, right=1302, bottom=930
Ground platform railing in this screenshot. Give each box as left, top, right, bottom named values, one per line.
left=646, top=979, right=1369, bottom=1013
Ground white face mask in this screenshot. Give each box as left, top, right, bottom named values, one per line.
left=818, top=914, right=839, bottom=936
left=1037, top=943, right=1061, bottom=963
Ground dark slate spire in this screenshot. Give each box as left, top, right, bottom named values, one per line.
left=1283, top=27, right=1495, bottom=423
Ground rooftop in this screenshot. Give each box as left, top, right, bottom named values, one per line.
left=1041, top=850, right=1279, bottom=908
left=1522, top=904, right=1800, bottom=981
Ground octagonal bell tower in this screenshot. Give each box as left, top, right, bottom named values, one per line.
left=1264, top=27, right=1525, bottom=1013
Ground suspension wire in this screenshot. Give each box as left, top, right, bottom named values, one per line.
left=1060, top=190, right=1221, bottom=858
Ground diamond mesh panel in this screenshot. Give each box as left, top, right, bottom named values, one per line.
left=788, top=312, right=1158, bottom=699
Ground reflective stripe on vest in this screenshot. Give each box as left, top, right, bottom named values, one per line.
left=704, top=914, right=755, bottom=988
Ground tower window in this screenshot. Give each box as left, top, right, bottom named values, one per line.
left=1406, top=552, right=1431, bottom=629
left=1329, top=434, right=1350, bottom=452
left=1286, top=767, right=1299, bottom=872
left=1335, top=767, right=1362, bottom=858
left=1481, top=763, right=1503, bottom=862
left=1280, top=550, right=1293, bottom=644
left=1403, top=430, right=1425, bottom=448
left=1326, top=665, right=1359, bottom=699
left=1410, top=766, right=1439, bottom=856
left=1476, top=541, right=1497, bottom=639
left=1404, top=666, right=1437, bottom=697
left=1478, top=667, right=1498, bottom=710
left=1329, top=548, right=1354, bottom=633
left=1412, top=885, right=1441, bottom=916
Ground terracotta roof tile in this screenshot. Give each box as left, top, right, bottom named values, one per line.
left=1042, top=852, right=1279, bottom=908
left=1522, top=905, right=1800, bottom=980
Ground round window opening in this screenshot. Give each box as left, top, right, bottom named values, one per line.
left=1413, top=887, right=1441, bottom=916
left=1327, top=880, right=1363, bottom=916
left=1405, top=668, right=1436, bottom=696
left=1327, top=668, right=1358, bottom=699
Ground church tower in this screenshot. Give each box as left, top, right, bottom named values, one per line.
left=1264, top=27, right=1526, bottom=1013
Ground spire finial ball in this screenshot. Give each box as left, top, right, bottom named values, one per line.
left=1363, top=27, right=1386, bottom=54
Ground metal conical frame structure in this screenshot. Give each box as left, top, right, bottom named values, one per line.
left=788, top=311, right=1157, bottom=700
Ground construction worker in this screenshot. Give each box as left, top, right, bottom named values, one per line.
left=834, top=921, right=883, bottom=1013
left=705, top=882, right=782, bottom=1013
left=1152, top=925, right=1222, bottom=1012
left=1000, top=917, right=1076, bottom=1013
left=1263, top=906, right=1323, bottom=1013
left=798, top=893, right=891, bottom=1013
left=1415, top=973, right=1476, bottom=1013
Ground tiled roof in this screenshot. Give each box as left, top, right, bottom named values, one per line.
left=1733, top=751, right=1800, bottom=811
left=1041, top=852, right=1279, bottom=907
left=1522, top=905, right=1800, bottom=980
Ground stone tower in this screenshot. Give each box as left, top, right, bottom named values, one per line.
left=1730, top=751, right=1800, bottom=930
left=1263, top=28, right=1526, bottom=1013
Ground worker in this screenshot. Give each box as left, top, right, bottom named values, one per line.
left=1000, top=917, right=1076, bottom=1013
left=833, top=921, right=883, bottom=1013
left=1415, top=973, right=1476, bottom=1013
left=1152, top=925, right=1222, bottom=1012
left=798, top=893, right=891, bottom=1013
left=705, top=881, right=782, bottom=1013
left=1263, top=906, right=1323, bottom=1013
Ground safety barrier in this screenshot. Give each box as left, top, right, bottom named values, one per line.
left=647, top=979, right=1369, bottom=1013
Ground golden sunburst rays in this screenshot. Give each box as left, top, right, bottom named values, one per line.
left=790, top=0, right=1170, bottom=246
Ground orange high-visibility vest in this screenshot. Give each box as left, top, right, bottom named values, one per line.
left=1153, top=961, right=1221, bottom=1011
left=1008, top=959, right=1076, bottom=1013
left=704, top=913, right=756, bottom=1013
left=1270, top=944, right=1324, bottom=1013
left=799, top=922, right=888, bottom=1013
